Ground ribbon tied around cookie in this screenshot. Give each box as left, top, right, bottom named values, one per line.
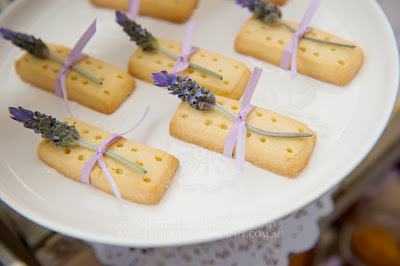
left=280, top=0, right=322, bottom=79
left=170, top=21, right=198, bottom=75
left=223, top=67, right=262, bottom=172
left=55, top=20, right=96, bottom=116
left=128, top=0, right=140, bottom=20
left=81, top=106, right=150, bottom=200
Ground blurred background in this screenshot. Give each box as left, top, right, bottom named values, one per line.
left=0, top=0, right=400, bottom=265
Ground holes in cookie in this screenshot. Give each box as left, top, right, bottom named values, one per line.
left=168, top=63, right=174, bottom=68
left=155, top=156, right=162, bottom=162
left=180, top=114, right=188, bottom=118
left=188, top=69, right=194, bottom=74
left=85, top=60, right=92, bottom=65
left=117, top=75, right=123, bottom=79
left=271, top=118, right=277, bottom=122
left=114, top=168, right=123, bottom=175
left=24, top=58, right=29, bottom=62
left=42, top=65, right=48, bottom=70
left=299, top=47, right=306, bottom=52
left=64, top=149, right=71, bottom=154
left=100, top=77, right=105, bottom=81
left=136, top=55, right=143, bottom=59
left=313, top=52, right=320, bottom=56
left=278, top=40, right=285, bottom=45
left=224, top=81, right=229, bottom=85
left=338, top=60, right=346, bottom=66
left=217, top=101, right=224, bottom=105
left=220, top=124, right=228, bottom=130
left=213, top=58, right=218, bottom=62
left=204, top=119, right=213, bottom=126
left=116, top=143, right=124, bottom=147
left=201, top=73, right=207, bottom=78
left=131, top=147, right=138, bottom=152
left=309, top=31, right=317, bottom=36
left=200, top=54, right=205, bottom=57
left=330, top=48, right=336, bottom=52
left=234, top=66, right=239, bottom=69
left=142, top=177, right=151, bottom=183
left=245, top=30, right=252, bottom=34
left=168, top=44, right=174, bottom=48
left=324, top=36, right=331, bottom=41
left=56, top=49, right=63, bottom=54
left=156, top=60, right=162, bottom=64
left=266, top=36, right=272, bottom=41
left=82, top=80, right=89, bottom=85
left=287, top=148, right=293, bottom=153
left=52, top=68, right=60, bottom=73
left=298, top=128, right=304, bottom=133
left=231, top=105, right=238, bottom=110
left=82, top=129, right=89, bottom=134
left=44, top=140, right=50, bottom=144
left=218, top=69, right=223, bottom=73
left=246, top=132, right=252, bottom=137
left=97, top=65, right=103, bottom=69
left=70, top=75, right=77, bottom=81
left=260, top=138, right=266, bottom=143
left=94, top=135, right=102, bottom=140
left=256, top=112, right=262, bottom=117
left=104, top=90, right=110, bottom=95
left=77, top=154, right=84, bottom=161
left=135, top=161, right=144, bottom=167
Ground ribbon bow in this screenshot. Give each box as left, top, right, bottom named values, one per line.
left=170, top=21, right=198, bottom=75
left=128, top=0, right=140, bottom=21
left=81, top=106, right=150, bottom=200
left=280, top=0, right=322, bottom=79
left=223, top=67, right=262, bottom=172
left=55, top=20, right=96, bottom=116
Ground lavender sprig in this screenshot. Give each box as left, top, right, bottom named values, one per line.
left=236, top=0, right=356, bottom=49
left=9, top=107, right=146, bottom=174
left=237, top=0, right=282, bottom=25
left=152, top=71, right=313, bottom=138
left=0, top=28, right=102, bottom=85
left=116, top=11, right=223, bottom=80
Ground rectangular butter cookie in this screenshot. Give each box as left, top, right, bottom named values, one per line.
left=169, top=96, right=316, bottom=177
left=129, top=39, right=252, bottom=100
left=90, top=0, right=198, bottom=23
left=235, top=17, right=364, bottom=85
left=37, top=118, right=179, bottom=205
left=15, top=43, right=135, bottom=114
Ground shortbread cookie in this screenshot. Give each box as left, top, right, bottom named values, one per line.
left=37, top=118, right=179, bottom=205
left=15, top=43, right=135, bottom=114
left=169, top=96, right=316, bottom=177
left=90, top=0, right=198, bottom=23
left=235, top=17, right=364, bottom=85
left=129, top=39, right=251, bottom=100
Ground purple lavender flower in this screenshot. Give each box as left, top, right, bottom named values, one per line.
left=236, top=0, right=282, bottom=25
left=0, top=28, right=49, bottom=58
left=115, top=11, right=158, bottom=51
left=152, top=71, right=216, bottom=111
left=0, top=28, right=15, bottom=40
left=9, top=106, right=34, bottom=123
left=9, top=107, right=80, bottom=147
left=152, top=70, right=176, bottom=87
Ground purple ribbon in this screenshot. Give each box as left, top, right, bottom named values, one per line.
left=223, top=67, right=262, bottom=172
left=55, top=20, right=96, bottom=116
left=81, top=106, right=150, bottom=200
left=170, top=21, right=198, bottom=75
left=280, top=0, right=322, bottom=79
left=128, top=0, right=140, bottom=20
